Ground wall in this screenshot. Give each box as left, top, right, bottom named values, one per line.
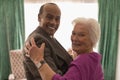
left=115, top=24, right=120, bottom=80
left=24, top=2, right=98, bottom=50
left=24, top=0, right=97, bottom=3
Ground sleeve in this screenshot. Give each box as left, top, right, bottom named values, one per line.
left=52, top=64, right=82, bottom=80
left=23, top=61, right=34, bottom=80
left=22, top=34, right=42, bottom=80
left=22, top=41, right=36, bottom=80
left=23, top=34, right=64, bottom=80
left=44, top=47, right=63, bottom=75
left=23, top=56, right=42, bottom=80
left=34, top=36, right=63, bottom=75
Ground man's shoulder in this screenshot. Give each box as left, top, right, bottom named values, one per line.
left=23, top=56, right=35, bottom=66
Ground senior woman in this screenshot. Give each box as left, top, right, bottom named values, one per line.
left=25, top=17, right=104, bottom=80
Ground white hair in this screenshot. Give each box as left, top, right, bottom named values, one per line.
left=72, top=17, right=101, bottom=48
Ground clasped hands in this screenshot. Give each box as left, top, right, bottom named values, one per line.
left=25, top=38, right=45, bottom=64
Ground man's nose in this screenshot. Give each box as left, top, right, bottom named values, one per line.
left=50, top=19, right=56, bottom=24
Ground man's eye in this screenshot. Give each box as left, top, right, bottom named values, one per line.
left=55, top=17, right=60, bottom=21
left=72, top=32, right=75, bottom=35
left=47, top=16, right=53, bottom=20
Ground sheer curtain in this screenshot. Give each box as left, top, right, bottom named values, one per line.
left=0, top=0, right=25, bottom=79
left=98, top=0, right=120, bottom=80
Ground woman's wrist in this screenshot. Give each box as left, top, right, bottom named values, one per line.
left=35, top=59, right=46, bottom=69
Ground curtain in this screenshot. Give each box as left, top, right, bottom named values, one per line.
left=98, top=0, right=120, bottom=80
left=0, top=0, right=25, bottom=79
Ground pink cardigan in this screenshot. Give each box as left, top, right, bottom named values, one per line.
left=53, top=52, right=104, bottom=80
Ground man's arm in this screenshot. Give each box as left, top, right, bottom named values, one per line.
left=23, top=60, right=35, bottom=80
left=35, top=36, right=63, bottom=74
left=23, top=35, right=64, bottom=80
left=43, top=47, right=63, bottom=74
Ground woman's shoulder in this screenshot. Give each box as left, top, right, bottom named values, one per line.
left=72, top=52, right=101, bottom=66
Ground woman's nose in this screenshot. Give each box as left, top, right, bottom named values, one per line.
left=71, top=35, right=78, bottom=41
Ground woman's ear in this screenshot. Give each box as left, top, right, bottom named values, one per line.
left=38, top=14, right=41, bottom=22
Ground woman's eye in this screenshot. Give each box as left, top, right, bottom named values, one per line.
left=78, top=33, right=86, bottom=37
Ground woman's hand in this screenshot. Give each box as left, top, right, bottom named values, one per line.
left=68, top=48, right=77, bottom=59
left=25, top=38, right=45, bottom=64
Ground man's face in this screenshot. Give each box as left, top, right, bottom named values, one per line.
left=38, top=4, right=61, bottom=36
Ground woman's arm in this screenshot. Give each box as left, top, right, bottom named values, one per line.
left=38, top=62, right=56, bottom=80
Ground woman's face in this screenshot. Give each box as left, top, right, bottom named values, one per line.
left=71, top=23, right=93, bottom=54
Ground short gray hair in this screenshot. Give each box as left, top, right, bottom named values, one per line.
left=72, top=17, right=101, bottom=48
